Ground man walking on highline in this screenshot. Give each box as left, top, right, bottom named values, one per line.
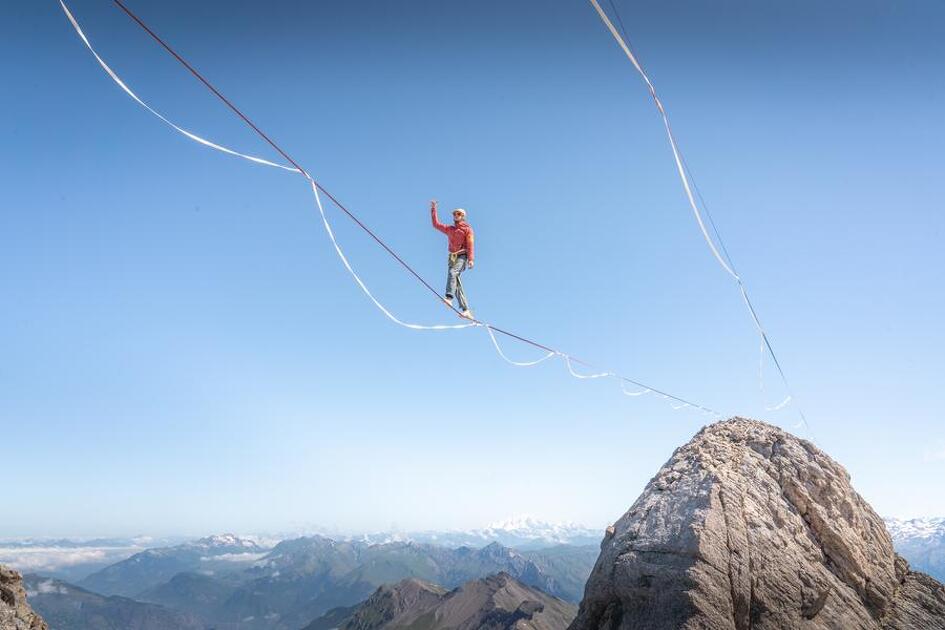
left=430, top=200, right=475, bottom=320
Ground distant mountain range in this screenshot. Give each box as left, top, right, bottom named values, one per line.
left=0, top=517, right=600, bottom=585
left=885, top=517, right=945, bottom=582
left=354, top=516, right=602, bottom=550
left=79, top=534, right=269, bottom=597
left=160, top=537, right=592, bottom=629
left=42, top=534, right=596, bottom=630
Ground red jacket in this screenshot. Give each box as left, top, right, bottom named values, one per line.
left=431, top=208, right=474, bottom=262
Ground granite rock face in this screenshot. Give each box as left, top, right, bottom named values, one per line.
left=0, top=566, right=47, bottom=630
left=569, top=418, right=945, bottom=630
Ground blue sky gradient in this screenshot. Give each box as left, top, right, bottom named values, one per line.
left=2, top=0, right=943, bottom=537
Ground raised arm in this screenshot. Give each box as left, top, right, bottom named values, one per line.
left=430, top=200, right=449, bottom=234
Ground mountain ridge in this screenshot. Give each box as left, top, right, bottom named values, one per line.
left=22, top=574, right=203, bottom=630
left=79, top=534, right=268, bottom=597
left=122, top=537, right=594, bottom=628
left=304, top=572, right=576, bottom=630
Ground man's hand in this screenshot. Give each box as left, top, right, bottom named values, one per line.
left=467, top=260, right=475, bottom=269
left=431, top=199, right=438, bottom=212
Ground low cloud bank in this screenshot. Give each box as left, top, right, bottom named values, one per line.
left=0, top=544, right=143, bottom=574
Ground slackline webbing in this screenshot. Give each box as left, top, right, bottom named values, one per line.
left=588, top=0, right=808, bottom=429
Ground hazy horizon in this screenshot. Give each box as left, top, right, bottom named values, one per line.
left=0, top=513, right=605, bottom=543
left=3, top=511, right=944, bottom=544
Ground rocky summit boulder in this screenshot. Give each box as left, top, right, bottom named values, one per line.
left=0, top=565, right=47, bottom=630
left=569, top=417, right=945, bottom=630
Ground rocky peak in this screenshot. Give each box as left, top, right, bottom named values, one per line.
left=309, top=572, right=576, bottom=630
left=569, top=417, right=945, bottom=629
left=0, top=565, right=47, bottom=630
left=339, top=578, right=446, bottom=628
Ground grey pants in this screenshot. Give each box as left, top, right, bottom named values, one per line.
left=446, top=253, right=469, bottom=311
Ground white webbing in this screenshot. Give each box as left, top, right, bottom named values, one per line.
left=483, top=325, right=556, bottom=366
left=308, top=179, right=476, bottom=330
left=484, top=329, right=719, bottom=416
left=588, top=0, right=805, bottom=425
left=59, top=0, right=297, bottom=173
left=619, top=381, right=651, bottom=397
left=562, top=355, right=613, bottom=379
left=587, top=0, right=738, bottom=281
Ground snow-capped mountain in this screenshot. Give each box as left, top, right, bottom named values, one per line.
left=885, top=517, right=945, bottom=541
left=79, top=534, right=271, bottom=597
left=479, top=515, right=601, bottom=545
left=355, top=515, right=603, bottom=549
left=884, top=517, right=945, bottom=582
left=182, top=533, right=266, bottom=552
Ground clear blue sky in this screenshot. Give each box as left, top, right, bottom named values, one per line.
left=2, top=0, right=943, bottom=538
